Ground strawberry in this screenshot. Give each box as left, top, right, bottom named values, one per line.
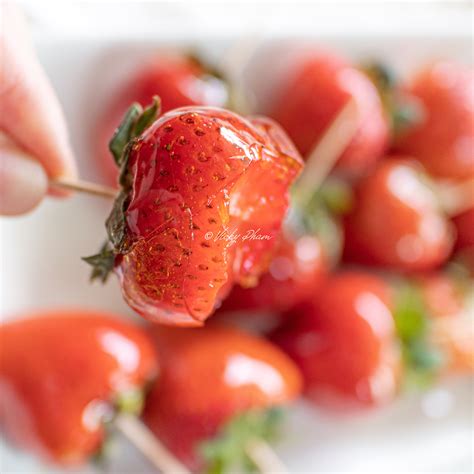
left=452, top=207, right=474, bottom=251
left=220, top=235, right=327, bottom=311
left=0, top=310, right=158, bottom=465
left=217, top=179, right=345, bottom=321
left=218, top=233, right=327, bottom=316
left=96, top=54, right=228, bottom=185
left=268, top=51, right=389, bottom=175
left=270, top=271, right=401, bottom=410
left=395, top=61, right=474, bottom=181
left=343, top=158, right=454, bottom=272
left=85, top=100, right=303, bottom=327
left=141, top=325, right=302, bottom=471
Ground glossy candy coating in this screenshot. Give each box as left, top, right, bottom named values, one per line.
left=116, top=107, right=303, bottom=326
left=271, top=272, right=401, bottom=410
left=0, top=311, right=158, bottom=465
left=97, top=54, right=228, bottom=185
left=269, top=51, right=389, bottom=175
left=396, top=61, right=474, bottom=180
left=219, top=233, right=327, bottom=315
left=343, top=158, right=454, bottom=272
left=142, top=326, right=302, bottom=469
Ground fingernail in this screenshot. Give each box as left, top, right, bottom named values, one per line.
left=0, top=149, right=48, bottom=216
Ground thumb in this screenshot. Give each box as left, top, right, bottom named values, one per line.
left=0, top=132, right=48, bottom=215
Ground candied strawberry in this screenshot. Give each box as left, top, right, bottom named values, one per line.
left=395, top=61, right=474, bottom=180
left=219, top=233, right=327, bottom=316
left=85, top=102, right=303, bottom=327
left=96, top=54, right=228, bottom=185
left=343, top=158, right=454, bottom=272
left=268, top=51, right=389, bottom=175
left=270, top=271, right=401, bottom=410
left=0, top=310, right=158, bottom=465
left=452, top=207, right=474, bottom=251
left=142, top=325, right=302, bottom=470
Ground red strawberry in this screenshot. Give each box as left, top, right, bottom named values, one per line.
left=270, top=271, right=401, bottom=410
left=97, top=54, right=228, bottom=185
left=218, top=233, right=327, bottom=316
left=452, top=207, right=474, bottom=251
left=395, top=61, right=474, bottom=181
left=85, top=101, right=303, bottom=327
left=0, top=310, right=158, bottom=465
left=142, top=325, right=302, bottom=470
left=343, top=158, right=454, bottom=272
left=268, top=51, right=389, bottom=175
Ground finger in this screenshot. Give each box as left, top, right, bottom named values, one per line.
left=0, top=135, right=48, bottom=216
left=0, top=3, right=77, bottom=181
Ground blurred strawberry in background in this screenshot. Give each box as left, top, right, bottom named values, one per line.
left=96, top=53, right=228, bottom=185
left=395, top=61, right=474, bottom=181
left=0, top=311, right=158, bottom=465
left=267, top=50, right=389, bottom=175
left=343, top=158, right=454, bottom=272
left=270, top=271, right=401, bottom=410
left=142, top=326, right=302, bottom=470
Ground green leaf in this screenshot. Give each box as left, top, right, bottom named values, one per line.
left=393, top=283, right=444, bottom=389
left=199, top=408, right=284, bottom=474
left=108, top=96, right=161, bottom=168
left=133, top=96, right=161, bottom=137
left=362, top=61, right=422, bottom=137
left=109, top=103, right=142, bottom=166
left=316, top=178, right=353, bottom=215
left=393, top=284, right=427, bottom=342
left=115, top=387, right=145, bottom=415
left=287, top=191, right=343, bottom=267
left=82, top=242, right=115, bottom=283
left=105, top=190, right=131, bottom=254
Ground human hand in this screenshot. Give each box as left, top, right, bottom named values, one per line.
left=0, top=3, right=77, bottom=216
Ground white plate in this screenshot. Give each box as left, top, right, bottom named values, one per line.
left=1, top=2, right=473, bottom=473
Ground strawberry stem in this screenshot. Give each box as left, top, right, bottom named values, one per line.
left=244, top=438, right=288, bottom=474
left=115, top=414, right=190, bottom=474
left=293, top=97, right=359, bottom=206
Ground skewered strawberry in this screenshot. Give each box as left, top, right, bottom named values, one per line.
left=85, top=100, right=303, bottom=327
left=218, top=233, right=327, bottom=317
left=0, top=310, right=158, bottom=465
left=270, top=271, right=401, bottom=410
left=96, top=54, right=228, bottom=185
left=267, top=51, right=389, bottom=175
left=343, top=158, right=454, bottom=272
left=395, top=61, right=474, bottom=181
left=142, top=325, right=302, bottom=471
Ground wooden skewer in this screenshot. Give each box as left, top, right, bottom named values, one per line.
left=245, top=438, right=288, bottom=474
left=435, top=178, right=474, bottom=217
left=50, top=177, right=117, bottom=198
left=115, top=413, right=190, bottom=474
left=296, top=97, right=359, bottom=196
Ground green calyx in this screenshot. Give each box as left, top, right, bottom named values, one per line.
left=362, top=61, right=422, bottom=136
left=199, top=408, right=284, bottom=474
left=109, top=96, right=161, bottom=167
left=287, top=188, right=343, bottom=268
left=83, top=97, right=162, bottom=282
left=393, top=282, right=444, bottom=389
left=90, top=387, right=145, bottom=467
left=82, top=241, right=115, bottom=283
left=114, top=387, right=146, bottom=415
